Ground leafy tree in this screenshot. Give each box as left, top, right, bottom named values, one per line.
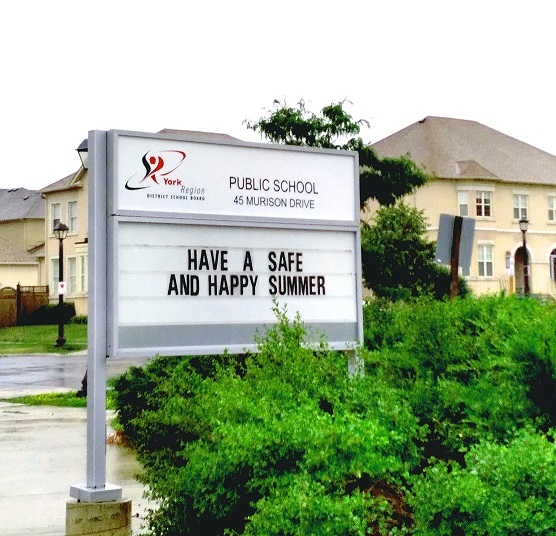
left=245, top=99, right=428, bottom=207
left=361, top=202, right=469, bottom=300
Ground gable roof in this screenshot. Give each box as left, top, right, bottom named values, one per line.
left=0, top=188, right=44, bottom=222
left=41, top=171, right=83, bottom=194
left=371, top=116, right=556, bottom=185
left=0, top=234, right=38, bottom=263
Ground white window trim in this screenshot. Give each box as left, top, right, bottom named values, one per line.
left=513, top=193, right=529, bottom=221
left=67, top=256, right=77, bottom=295
left=475, top=190, right=493, bottom=219
left=548, top=196, right=556, bottom=223
left=458, top=190, right=469, bottom=217
left=68, top=201, right=78, bottom=234
left=477, top=242, right=495, bottom=278
left=51, top=257, right=60, bottom=295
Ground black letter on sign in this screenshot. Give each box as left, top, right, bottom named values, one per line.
left=243, top=251, right=254, bottom=271
left=168, top=274, right=178, bottom=295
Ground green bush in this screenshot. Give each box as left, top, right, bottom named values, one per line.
left=363, top=295, right=556, bottom=462
left=410, top=428, right=556, bottom=535
left=114, top=306, right=420, bottom=535
left=24, top=302, right=76, bottom=325
left=113, top=295, right=556, bottom=534
left=69, top=315, right=88, bottom=324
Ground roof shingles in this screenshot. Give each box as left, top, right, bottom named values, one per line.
left=372, top=116, right=556, bottom=185
left=0, top=188, right=44, bottom=222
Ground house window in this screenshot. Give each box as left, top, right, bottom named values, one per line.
left=513, top=194, right=528, bottom=220
left=68, top=201, right=78, bottom=232
left=476, top=191, right=491, bottom=217
left=458, top=191, right=469, bottom=216
left=478, top=244, right=494, bottom=277
left=80, top=254, right=88, bottom=293
left=68, top=257, right=77, bottom=294
left=51, top=203, right=61, bottom=233
left=548, top=196, right=556, bottom=222
left=51, top=258, right=60, bottom=291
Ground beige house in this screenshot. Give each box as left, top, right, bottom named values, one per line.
left=0, top=188, right=45, bottom=288
left=370, top=116, right=556, bottom=297
left=41, top=165, right=89, bottom=315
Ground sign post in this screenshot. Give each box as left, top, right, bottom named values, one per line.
left=435, top=213, right=476, bottom=298
left=70, top=129, right=362, bottom=504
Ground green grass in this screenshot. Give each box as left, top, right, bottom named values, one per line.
left=0, top=391, right=87, bottom=407
left=0, top=390, right=116, bottom=409
left=0, top=324, right=87, bottom=354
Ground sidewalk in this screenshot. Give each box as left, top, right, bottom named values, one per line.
left=0, top=402, right=153, bottom=535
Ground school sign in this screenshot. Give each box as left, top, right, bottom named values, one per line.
left=102, top=130, right=362, bottom=357
left=71, top=129, right=362, bottom=503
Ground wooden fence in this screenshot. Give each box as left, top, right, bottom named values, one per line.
left=0, top=284, right=49, bottom=327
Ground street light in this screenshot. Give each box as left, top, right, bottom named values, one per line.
left=54, top=222, right=69, bottom=347
left=76, top=139, right=88, bottom=170
left=519, top=218, right=530, bottom=296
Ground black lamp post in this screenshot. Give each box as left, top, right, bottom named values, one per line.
left=519, top=218, right=530, bottom=296
left=54, top=222, right=69, bottom=347
left=76, top=139, right=88, bottom=169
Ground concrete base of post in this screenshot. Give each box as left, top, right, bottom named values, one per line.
left=66, top=499, right=132, bottom=536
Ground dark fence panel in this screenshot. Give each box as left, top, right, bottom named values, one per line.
left=17, top=284, right=49, bottom=324
left=0, top=287, right=17, bottom=327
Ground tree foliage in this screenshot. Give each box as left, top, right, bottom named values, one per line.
left=245, top=99, right=428, bottom=207
left=361, top=202, right=469, bottom=300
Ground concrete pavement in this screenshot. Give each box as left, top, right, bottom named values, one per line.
left=0, top=353, right=150, bottom=398
left=0, top=354, right=154, bottom=535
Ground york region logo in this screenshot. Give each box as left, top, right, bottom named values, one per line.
left=125, top=150, right=187, bottom=190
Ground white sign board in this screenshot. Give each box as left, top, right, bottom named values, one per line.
left=111, top=132, right=356, bottom=222
left=99, top=130, right=362, bottom=358
left=58, top=281, right=67, bottom=295
left=113, top=221, right=359, bottom=356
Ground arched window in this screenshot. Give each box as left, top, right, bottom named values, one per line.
left=514, top=246, right=530, bottom=296
left=550, top=249, right=556, bottom=290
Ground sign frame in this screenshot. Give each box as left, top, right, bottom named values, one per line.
left=105, top=129, right=363, bottom=358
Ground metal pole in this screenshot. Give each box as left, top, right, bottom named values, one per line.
left=449, top=216, right=463, bottom=300
left=69, top=130, right=122, bottom=502
left=522, top=230, right=530, bottom=296
left=56, top=237, right=66, bottom=346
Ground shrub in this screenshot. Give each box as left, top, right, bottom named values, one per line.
left=363, top=295, right=555, bottom=461
left=410, top=428, right=556, bottom=535
left=114, top=305, right=420, bottom=535
left=69, top=315, right=88, bottom=324
left=24, top=302, right=76, bottom=325
left=113, top=295, right=556, bottom=535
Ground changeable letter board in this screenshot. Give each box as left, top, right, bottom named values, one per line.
left=97, top=130, right=363, bottom=357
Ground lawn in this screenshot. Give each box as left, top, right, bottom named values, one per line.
left=0, top=324, right=87, bottom=355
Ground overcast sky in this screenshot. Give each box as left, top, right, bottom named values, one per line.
left=3, top=1, right=555, bottom=191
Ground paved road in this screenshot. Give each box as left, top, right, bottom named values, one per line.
left=0, top=353, right=154, bottom=535
left=0, top=353, right=150, bottom=398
